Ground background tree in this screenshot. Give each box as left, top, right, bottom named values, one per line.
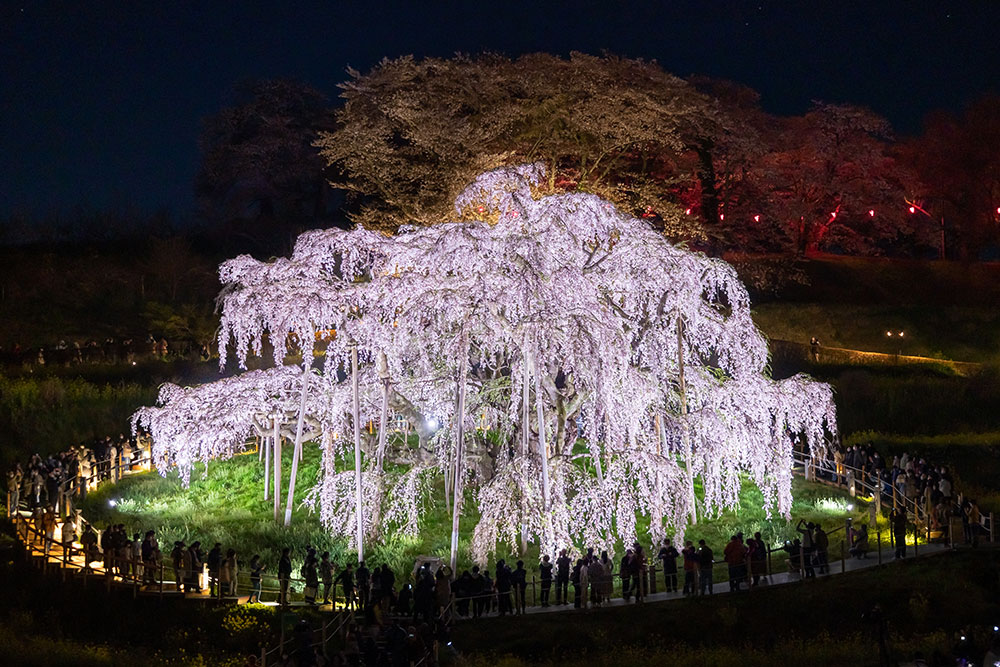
left=903, top=96, right=1000, bottom=260
left=744, top=103, right=924, bottom=255
left=196, top=79, right=337, bottom=251
left=317, top=53, right=722, bottom=239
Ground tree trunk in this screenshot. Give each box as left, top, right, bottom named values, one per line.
left=695, top=139, right=721, bottom=257
left=555, top=390, right=566, bottom=464
left=273, top=419, right=281, bottom=522
left=533, top=356, right=552, bottom=537
left=376, top=378, right=390, bottom=472
left=351, top=345, right=364, bottom=562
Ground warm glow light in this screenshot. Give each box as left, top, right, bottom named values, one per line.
left=898, top=331, right=904, bottom=337
left=886, top=331, right=893, bottom=337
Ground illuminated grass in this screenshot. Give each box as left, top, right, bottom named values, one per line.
left=80, top=443, right=876, bottom=583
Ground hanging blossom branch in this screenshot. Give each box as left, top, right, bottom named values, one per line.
left=134, top=162, right=837, bottom=563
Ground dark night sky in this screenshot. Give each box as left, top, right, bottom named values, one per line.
left=1, top=1, right=998, bottom=220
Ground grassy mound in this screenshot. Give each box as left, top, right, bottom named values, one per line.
left=81, top=444, right=878, bottom=581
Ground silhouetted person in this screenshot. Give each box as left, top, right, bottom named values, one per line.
left=539, top=554, right=553, bottom=606
left=697, top=540, right=714, bottom=595
left=278, top=547, right=292, bottom=606
left=658, top=538, right=679, bottom=592
left=555, top=549, right=570, bottom=605
left=336, top=562, right=357, bottom=610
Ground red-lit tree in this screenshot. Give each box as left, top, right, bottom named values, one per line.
left=903, top=96, right=1000, bottom=259
left=741, top=104, right=923, bottom=255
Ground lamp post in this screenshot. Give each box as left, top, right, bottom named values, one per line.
left=885, top=330, right=904, bottom=359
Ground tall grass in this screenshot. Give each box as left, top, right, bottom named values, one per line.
left=808, top=366, right=1000, bottom=436
left=0, top=374, right=156, bottom=469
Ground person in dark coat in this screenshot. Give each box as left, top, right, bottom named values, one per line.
left=555, top=549, right=571, bottom=605
left=302, top=553, right=319, bottom=605
left=511, top=560, right=527, bottom=614
left=657, top=538, right=680, bottom=592
left=890, top=507, right=907, bottom=559
left=494, top=559, right=512, bottom=616
left=335, top=562, right=357, bottom=610
left=278, top=547, right=292, bottom=606
left=469, top=566, right=485, bottom=618
left=539, top=554, right=553, bottom=607
left=697, top=540, right=714, bottom=595
left=248, top=554, right=263, bottom=603
left=207, top=543, right=222, bottom=597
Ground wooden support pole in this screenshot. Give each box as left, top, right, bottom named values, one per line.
left=284, top=368, right=311, bottom=526
left=351, top=344, right=364, bottom=563
left=376, top=352, right=390, bottom=473
left=520, top=350, right=530, bottom=555
left=273, top=418, right=281, bottom=522
left=264, top=434, right=270, bottom=501
left=449, top=352, right=469, bottom=574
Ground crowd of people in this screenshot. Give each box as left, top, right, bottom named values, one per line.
left=817, top=440, right=988, bottom=547
left=0, top=334, right=210, bottom=368
left=6, top=432, right=151, bottom=519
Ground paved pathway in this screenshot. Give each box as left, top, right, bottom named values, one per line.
left=521, top=542, right=953, bottom=616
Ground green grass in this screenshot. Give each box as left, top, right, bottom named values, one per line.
left=80, top=443, right=879, bottom=587
left=0, top=373, right=157, bottom=470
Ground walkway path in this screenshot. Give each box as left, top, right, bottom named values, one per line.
left=523, top=542, right=953, bottom=616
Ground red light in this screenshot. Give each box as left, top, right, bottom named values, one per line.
left=830, top=211, right=837, bottom=219
left=753, top=214, right=760, bottom=222
left=719, top=214, right=724, bottom=221
left=909, top=206, right=916, bottom=214
left=685, top=208, right=691, bottom=215
left=996, top=207, right=1000, bottom=215
left=869, top=209, right=875, bottom=217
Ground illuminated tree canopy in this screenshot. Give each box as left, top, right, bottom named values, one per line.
left=134, top=164, right=837, bottom=564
